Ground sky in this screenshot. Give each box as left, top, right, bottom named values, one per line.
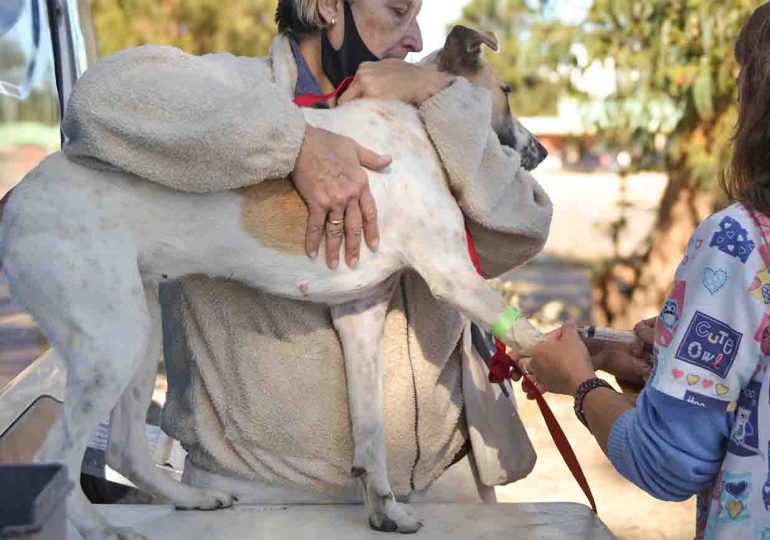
left=411, top=0, right=470, bottom=61
left=411, top=0, right=593, bottom=61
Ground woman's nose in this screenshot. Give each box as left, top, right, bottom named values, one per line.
left=403, top=19, right=423, bottom=53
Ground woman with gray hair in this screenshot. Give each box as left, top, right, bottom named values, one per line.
left=61, top=0, right=556, bottom=525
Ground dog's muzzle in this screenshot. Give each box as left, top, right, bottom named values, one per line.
left=498, top=126, right=549, bottom=172
left=521, top=139, right=548, bottom=171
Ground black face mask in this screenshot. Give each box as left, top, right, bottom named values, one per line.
left=321, top=1, right=379, bottom=88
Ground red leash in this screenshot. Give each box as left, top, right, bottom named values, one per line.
left=293, top=76, right=355, bottom=108
left=465, top=230, right=597, bottom=513
left=294, top=80, right=597, bottom=514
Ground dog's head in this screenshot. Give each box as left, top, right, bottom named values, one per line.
left=422, top=25, right=548, bottom=171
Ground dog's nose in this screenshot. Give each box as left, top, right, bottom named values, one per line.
left=521, top=139, right=548, bottom=171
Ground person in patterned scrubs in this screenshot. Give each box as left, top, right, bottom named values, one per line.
left=526, top=4, right=770, bottom=539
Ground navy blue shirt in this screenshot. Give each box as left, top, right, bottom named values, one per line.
left=288, top=35, right=329, bottom=108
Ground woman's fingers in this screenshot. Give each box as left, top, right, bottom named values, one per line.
left=353, top=144, right=388, bottom=252
left=528, top=324, right=596, bottom=396
left=291, top=127, right=390, bottom=266
left=305, top=205, right=327, bottom=259
left=325, top=208, right=346, bottom=269
left=344, top=201, right=363, bottom=268
left=337, top=79, right=364, bottom=105
left=356, top=144, right=392, bottom=171
left=522, top=377, right=546, bottom=400
left=517, top=356, right=546, bottom=399
left=634, top=317, right=656, bottom=346
left=359, top=185, right=379, bottom=251
left=509, top=354, right=528, bottom=382
left=603, top=351, right=652, bottom=382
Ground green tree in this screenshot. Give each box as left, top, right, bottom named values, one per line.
left=576, top=1, right=756, bottom=327
left=457, top=0, right=756, bottom=326
left=90, top=0, right=278, bottom=57
left=455, top=0, right=574, bottom=116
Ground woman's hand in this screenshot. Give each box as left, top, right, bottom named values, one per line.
left=292, top=126, right=392, bottom=269
left=529, top=323, right=596, bottom=396
left=337, top=59, right=455, bottom=106
left=584, top=317, right=657, bottom=392
left=630, top=316, right=656, bottom=361
left=591, top=348, right=652, bottom=389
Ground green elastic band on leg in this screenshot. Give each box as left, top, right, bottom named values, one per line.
left=492, top=306, right=524, bottom=338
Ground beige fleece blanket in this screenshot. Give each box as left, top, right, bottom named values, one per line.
left=62, top=34, right=552, bottom=494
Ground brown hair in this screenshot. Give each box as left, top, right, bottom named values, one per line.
left=275, top=0, right=324, bottom=35
left=724, top=3, right=770, bottom=215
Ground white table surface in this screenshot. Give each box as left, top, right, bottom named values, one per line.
left=67, top=502, right=617, bottom=539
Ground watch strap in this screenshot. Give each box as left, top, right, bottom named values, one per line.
left=574, top=377, right=616, bottom=429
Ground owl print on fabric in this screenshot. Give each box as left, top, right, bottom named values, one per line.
left=657, top=281, right=686, bottom=348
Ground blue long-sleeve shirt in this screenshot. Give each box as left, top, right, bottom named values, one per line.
left=608, top=387, right=729, bottom=501
left=604, top=203, right=770, bottom=540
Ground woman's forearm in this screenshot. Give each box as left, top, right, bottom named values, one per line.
left=63, top=46, right=307, bottom=193
left=581, top=386, right=633, bottom=454
left=530, top=319, right=727, bottom=501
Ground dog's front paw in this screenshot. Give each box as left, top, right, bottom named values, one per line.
left=172, top=488, right=235, bottom=511
left=368, top=496, right=422, bottom=534
left=510, top=319, right=544, bottom=357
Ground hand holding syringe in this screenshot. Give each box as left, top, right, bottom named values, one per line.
left=578, top=325, right=638, bottom=345
left=578, top=324, right=653, bottom=389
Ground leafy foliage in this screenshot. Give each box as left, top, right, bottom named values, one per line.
left=91, top=0, right=278, bottom=57
left=458, top=0, right=755, bottom=185
left=454, top=0, right=575, bottom=116
left=578, top=0, right=755, bottom=188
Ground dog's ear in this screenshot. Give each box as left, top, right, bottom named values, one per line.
left=438, top=25, right=499, bottom=75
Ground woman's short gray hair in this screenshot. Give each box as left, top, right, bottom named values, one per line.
left=275, top=0, right=326, bottom=35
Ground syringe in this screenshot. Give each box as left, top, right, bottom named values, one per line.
left=578, top=325, right=638, bottom=344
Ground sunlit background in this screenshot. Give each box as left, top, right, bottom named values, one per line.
left=0, top=1, right=759, bottom=538
left=413, top=0, right=593, bottom=60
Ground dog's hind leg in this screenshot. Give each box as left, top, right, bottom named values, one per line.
left=106, top=284, right=235, bottom=510
left=4, top=236, right=151, bottom=540
left=331, top=282, right=422, bottom=534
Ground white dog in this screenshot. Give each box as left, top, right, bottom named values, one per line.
left=0, top=26, right=546, bottom=539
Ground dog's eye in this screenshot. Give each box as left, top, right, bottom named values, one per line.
left=501, top=84, right=512, bottom=95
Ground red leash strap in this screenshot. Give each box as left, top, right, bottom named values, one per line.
left=293, top=76, right=355, bottom=108
left=465, top=229, right=598, bottom=514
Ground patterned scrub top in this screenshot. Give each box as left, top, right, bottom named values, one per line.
left=607, top=203, right=770, bottom=539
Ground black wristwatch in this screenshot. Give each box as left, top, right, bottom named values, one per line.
left=574, top=377, right=616, bottom=429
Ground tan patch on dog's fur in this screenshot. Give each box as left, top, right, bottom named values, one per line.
left=237, top=178, right=308, bottom=255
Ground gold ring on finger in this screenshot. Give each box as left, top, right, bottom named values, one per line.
left=327, top=218, right=344, bottom=227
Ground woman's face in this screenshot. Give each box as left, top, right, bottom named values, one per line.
left=329, top=0, right=424, bottom=59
